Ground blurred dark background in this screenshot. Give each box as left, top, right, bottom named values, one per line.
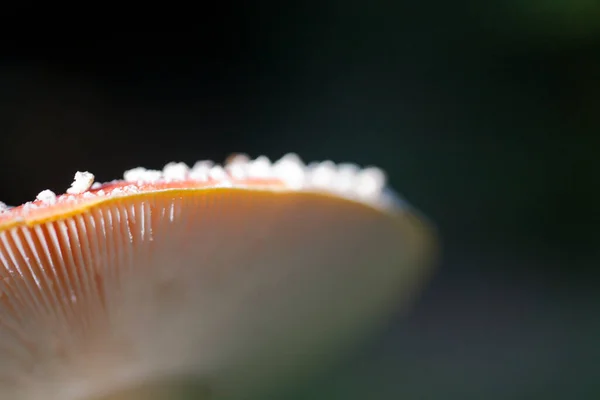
left=1, top=2, right=599, bottom=399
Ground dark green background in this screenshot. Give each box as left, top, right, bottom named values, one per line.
left=0, top=2, right=598, bottom=399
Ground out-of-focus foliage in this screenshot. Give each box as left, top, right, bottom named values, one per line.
left=477, top=0, right=600, bottom=42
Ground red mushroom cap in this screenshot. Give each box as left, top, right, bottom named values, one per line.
left=0, top=154, right=436, bottom=400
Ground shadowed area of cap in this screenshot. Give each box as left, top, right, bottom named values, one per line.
left=0, top=156, right=436, bottom=400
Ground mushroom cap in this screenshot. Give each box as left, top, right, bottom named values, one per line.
left=0, top=154, right=436, bottom=400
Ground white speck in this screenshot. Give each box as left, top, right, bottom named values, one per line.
left=91, top=182, right=102, bottom=189
left=224, top=155, right=249, bottom=180
left=273, top=153, right=305, bottom=189
left=248, top=156, right=272, bottom=178
left=0, top=201, right=10, bottom=213
left=277, top=153, right=304, bottom=166
left=123, top=167, right=145, bottom=182
left=332, top=163, right=360, bottom=193
left=67, top=171, right=95, bottom=195
left=193, top=160, right=214, bottom=169
left=36, top=189, right=57, bottom=205
left=124, top=167, right=162, bottom=183
left=124, top=185, right=139, bottom=193
left=355, top=167, right=386, bottom=199
left=163, top=162, right=189, bottom=181
left=190, top=161, right=212, bottom=181
left=209, top=166, right=227, bottom=181
left=309, top=161, right=337, bottom=188
left=225, top=162, right=248, bottom=179
left=225, top=153, right=250, bottom=166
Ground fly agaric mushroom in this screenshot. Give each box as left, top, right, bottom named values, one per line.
left=0, top=154, right=436, bottom=400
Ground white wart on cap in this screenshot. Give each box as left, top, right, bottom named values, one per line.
left=0, top=154, right=436, bottom=400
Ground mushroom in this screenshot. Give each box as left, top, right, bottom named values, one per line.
left=0, top=154, right=436, bottom=400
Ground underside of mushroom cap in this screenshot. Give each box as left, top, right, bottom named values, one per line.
left=0, top=154, right=436, bottom=400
